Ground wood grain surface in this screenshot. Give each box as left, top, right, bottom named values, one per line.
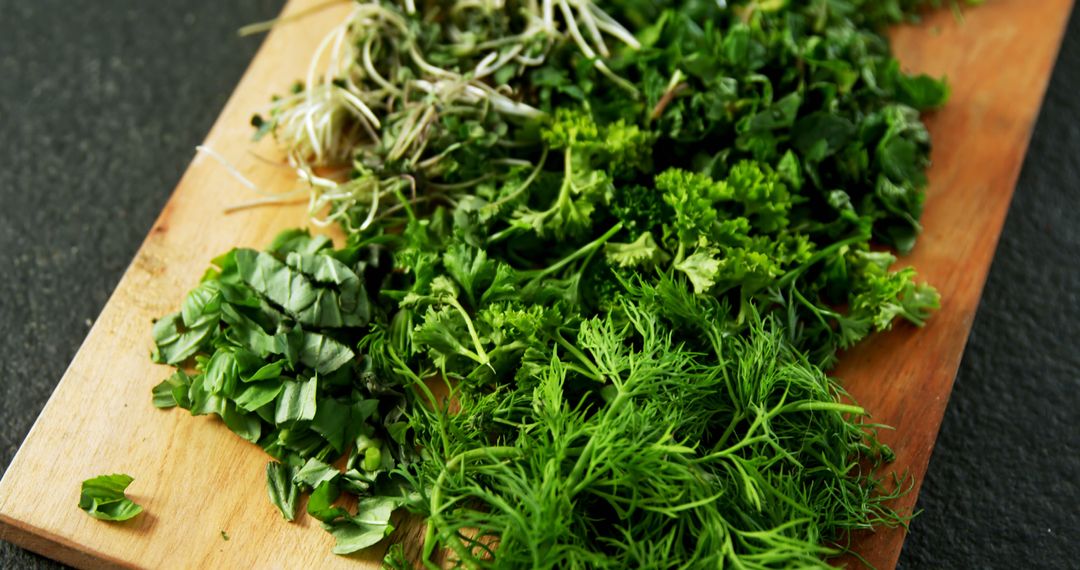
left=0, top=0, right=1073, bottom=568
left=836, top=1, right=1076, bottom=567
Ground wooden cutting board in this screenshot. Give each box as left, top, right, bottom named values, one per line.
left=0, top=0, right=1073, bottom=568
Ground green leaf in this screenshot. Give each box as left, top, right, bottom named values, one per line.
left=741, top=92, right=801, bottom=133
left=220, top=304, right=277, bottom=358
left=244, top=360, right=284, bottom=383
left=311, top=399, right=378, bottom=454
left=325, top=496, right=400, bottom=555
left=151, top=312, right=215, bottom=365
left=307, top=480, right=347, bottom=522
left=268, top=228, right=332, bottom=256
left=791, top=112, right=855, bottom=160
left=299, top=332, right=355, bottom=375
left=724, top=161, right=793, bottom=233
left=204, top=350, right=240, bottom=396
left=413, top=306, right=479, bottom=368
left=151, top=382, right=176, bottom=409
left=287, top=251, right=370, bottom=325
left=234, top=380, right=284, bottom=413
left=275, top=377, right=318, bottom=424
left=386, top=422, right=410, bottom=445
left=274, top=326, right=304, bottom=368
left=310, top=399, right=351, bottom=454
left=187, top=373, right=225, bottom=417
left=604, top=232, right=670, bottom=269
left=222, top=402, right=262, bottom=443
left=895, top=73, right=950, bottom=109
left=295, top=457, right=340, bottom=489
left=656, top=168, right=728, bottom=248
left=443, top=243, right=496, bottom=308
left=152, top=370, right=191, bottom=409
left=675, top=251, right=721, bottom=294
left=235, top=249, right=369, bottom=328
left=480, top=263, right=519, bottom=306
left=182, top=281, right=223, bottom=329
left=79, top=474, right=143, bottom=522
left=266, top=462, right=299, bottom=522
left=236, top=248, right=317, bottom=315
left=884, top=59, right=950, bottom=110
left=286, top=250, right=361, bottom=292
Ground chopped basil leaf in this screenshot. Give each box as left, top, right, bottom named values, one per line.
left=78, top=474, right=143, bottom=522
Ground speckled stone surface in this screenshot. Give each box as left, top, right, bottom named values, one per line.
left=0, top=2, right=1077, bottom=569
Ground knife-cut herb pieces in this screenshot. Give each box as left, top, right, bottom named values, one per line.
left=266, top=461, right=300, bottom=522
left=325, top=496, right=402, bottom=555
left=152, top=230, right=418, bottom=548
left=254, top=0, right=950, bottom=367
left=146, top=0, right=975, bottom=564
left=78, top=474, right=143, bottom=522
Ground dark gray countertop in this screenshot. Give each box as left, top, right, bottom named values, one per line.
left=1, top=1, right=1077, bottom=568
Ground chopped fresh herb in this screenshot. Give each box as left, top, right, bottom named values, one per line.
left=265, top=462, right=299, bottom=522
left=147, top=0, right=978, bottom=564
left=324, top=496, right=401, bottom=555
left=78, top=474, right=143, bottom=522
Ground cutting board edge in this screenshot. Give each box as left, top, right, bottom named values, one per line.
left=845, top=5, right=1078, bottom=566
left=0, top=514, right=132, bottom=570
left=0, top=0, right=290, bottom=563
left=904, top=0, right=1070, bottom=514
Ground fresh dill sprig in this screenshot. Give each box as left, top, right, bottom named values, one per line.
left=397, top=305, right=907, bottom=569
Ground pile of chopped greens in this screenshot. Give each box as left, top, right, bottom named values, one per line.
left=151, top=0, right=967, bottom=566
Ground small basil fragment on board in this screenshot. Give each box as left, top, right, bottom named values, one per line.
left=79, top=474, right=143, bottom=522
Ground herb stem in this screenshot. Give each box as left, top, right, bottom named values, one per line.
left=566, top=385, right=634, bottom=495
left=776, top=233, right=868, bottom=290
left=520, top=222, right=624, bottom=280
left=423, top=446, right=521, bottom=565
left=489, top=147, right=549, bottom=209
left=552, top=330, right=604, bottom=381
left=444, top=296, right=492, bottom=369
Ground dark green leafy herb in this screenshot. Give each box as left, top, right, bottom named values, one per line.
left=147, top=0, right=976, bottom=564
left=150, top=230, right=415, bottom=543
left=78, top=474, right=143, bottom=522
left=325, top=496, right=402, bottom=555
left=266, top=461, right=299, bottom=522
